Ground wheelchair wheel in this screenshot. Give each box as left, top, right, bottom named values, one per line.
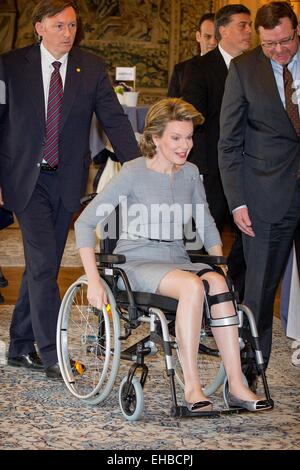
left=119, top=376, right=144, bottom=421
left=57, top=275, right=121, bottom=404
left=173, top=332, right=226, bottom=397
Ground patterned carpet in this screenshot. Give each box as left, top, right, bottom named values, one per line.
left=0, top=305, right=299, bottom=450
left=0, top=228, right=81, bottom=267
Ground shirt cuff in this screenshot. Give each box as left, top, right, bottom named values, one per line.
left=232, top=205, right=247, bottom=213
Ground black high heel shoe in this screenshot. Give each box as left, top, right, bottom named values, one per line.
left=227, top=392, right=272, bottom=412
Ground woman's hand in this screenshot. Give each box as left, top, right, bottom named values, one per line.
left=87, top=278, right=108, bottom=310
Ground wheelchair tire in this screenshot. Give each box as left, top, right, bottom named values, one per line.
left=173, top=337, right=226, bottom=397
left=119, top=376, right=144, bottom=421
left=57, top=275, right=121, bottom=404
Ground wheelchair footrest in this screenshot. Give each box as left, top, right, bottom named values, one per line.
left=170, top=406, right=250, bottom=418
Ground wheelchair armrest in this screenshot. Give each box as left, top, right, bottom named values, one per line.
left=96, top=253, right=126, bottom=265
left=187, top=252, right=227, bottom=265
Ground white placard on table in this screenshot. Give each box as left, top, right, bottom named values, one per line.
left=116, top=66, right=136, bottom=81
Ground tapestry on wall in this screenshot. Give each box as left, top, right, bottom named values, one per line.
left=13, top=0, right=211, bottom=102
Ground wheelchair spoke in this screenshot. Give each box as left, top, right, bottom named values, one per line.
left=57, top=277, right=121, bottom=402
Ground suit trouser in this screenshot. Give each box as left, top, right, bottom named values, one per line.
left=243, top=179, right=300, bottom=368
left=203, top=172, right=246, bottom=300
left=203, top=172, right=229, bottom=232
left=8, top=172, right=73, bottom=368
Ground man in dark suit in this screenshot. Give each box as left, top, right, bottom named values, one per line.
left=167, top=13, right=217, bottom=98
left=219, top=1, right=300, bottom=376
left=181, top=4, right=252, bottom=300
left=0, top=0, right=140, bottom=379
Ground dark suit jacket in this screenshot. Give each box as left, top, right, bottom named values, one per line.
left=218, top=46, right=300, bottom=223
left=181, top=47, right=228, bottom=175
left=0, top=44, right=140, bottom=213
left=167, top=56, right=199, bottom=98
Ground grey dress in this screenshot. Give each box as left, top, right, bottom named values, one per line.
left=75, top=157, right=221, bottom=293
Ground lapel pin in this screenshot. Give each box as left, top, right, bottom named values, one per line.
left=76, top=67, right=81, bottom=73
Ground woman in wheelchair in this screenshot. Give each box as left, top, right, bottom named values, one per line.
left=75, top=98, right=270, bottom=412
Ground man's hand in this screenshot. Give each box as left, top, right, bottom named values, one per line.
left=0, top=187, right=3, bottom=206
left=233, top=207, right=255, bottom=237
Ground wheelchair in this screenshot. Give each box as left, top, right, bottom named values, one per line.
left=56, top=198, right=274, bottom=421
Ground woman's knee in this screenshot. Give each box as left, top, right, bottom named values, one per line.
left=178, top=273, right=204, bottom=298
left=202, top=271, right=228, bottom=294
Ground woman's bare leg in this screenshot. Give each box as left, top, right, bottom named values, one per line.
left=200, top=272, right=258, bottom=401
left=158, top=270, right=209, bottom=403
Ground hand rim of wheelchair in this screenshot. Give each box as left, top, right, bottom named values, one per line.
left=119, top=376, right=145, bottom=421
left=56, top=275, right=121, bottom=403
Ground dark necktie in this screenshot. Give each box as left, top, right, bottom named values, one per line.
left=43, top=61, right=63, bottom=168
left=283, top=65, right=300, bottom=177
left=283, top=64, right=300, bottom=136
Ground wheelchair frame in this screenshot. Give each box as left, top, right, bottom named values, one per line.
left=57, top=250, right=274, bottom=421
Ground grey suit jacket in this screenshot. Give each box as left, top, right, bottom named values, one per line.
left=0, top=44, right=140, bottom=213
left=218, top=46, right=300, bottom=223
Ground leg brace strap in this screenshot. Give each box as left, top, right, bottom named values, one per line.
left=202, top=280, right=239, bottom=328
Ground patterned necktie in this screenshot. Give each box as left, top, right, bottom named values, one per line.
left=43, top=61, right=63, bottom=168
left=283, top=65, right=300, bottom=136
left=283, top=65, right=300, bottom=177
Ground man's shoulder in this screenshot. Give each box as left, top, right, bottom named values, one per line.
left=185, top=48, right=222, bottom=74
left=0, top=44, right=35, bottom=62
left=232, top=46, right=262, bottom=69
left=174, top=55, right=198, bottom=73
left=198, top=47, right=222, bottom=65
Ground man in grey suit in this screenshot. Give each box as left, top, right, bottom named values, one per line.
left=219, top=1, right=300, bottom=379
left=0, top=0, right=140, bottom=378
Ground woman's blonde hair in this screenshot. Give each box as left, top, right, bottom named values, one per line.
left=140, top=98, right=204, bottom=159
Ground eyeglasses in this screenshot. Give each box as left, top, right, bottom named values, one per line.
left=261, top=29, right=297, bottom=50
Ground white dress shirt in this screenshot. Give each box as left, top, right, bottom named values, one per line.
left=40, top=43, right=68, bottom=163
left=218, top=44, right=234, bottom=70
left=40, top=42, right=68, bottom=118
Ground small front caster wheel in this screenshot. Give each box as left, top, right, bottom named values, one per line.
left=119, top=376, right=144, bottom=421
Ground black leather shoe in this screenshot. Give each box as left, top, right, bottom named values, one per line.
left=0, top=269, right=8, bottom=288
left=45, top=363, right=62, bottom=380
left=8, top=351, right=44, bottom=370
